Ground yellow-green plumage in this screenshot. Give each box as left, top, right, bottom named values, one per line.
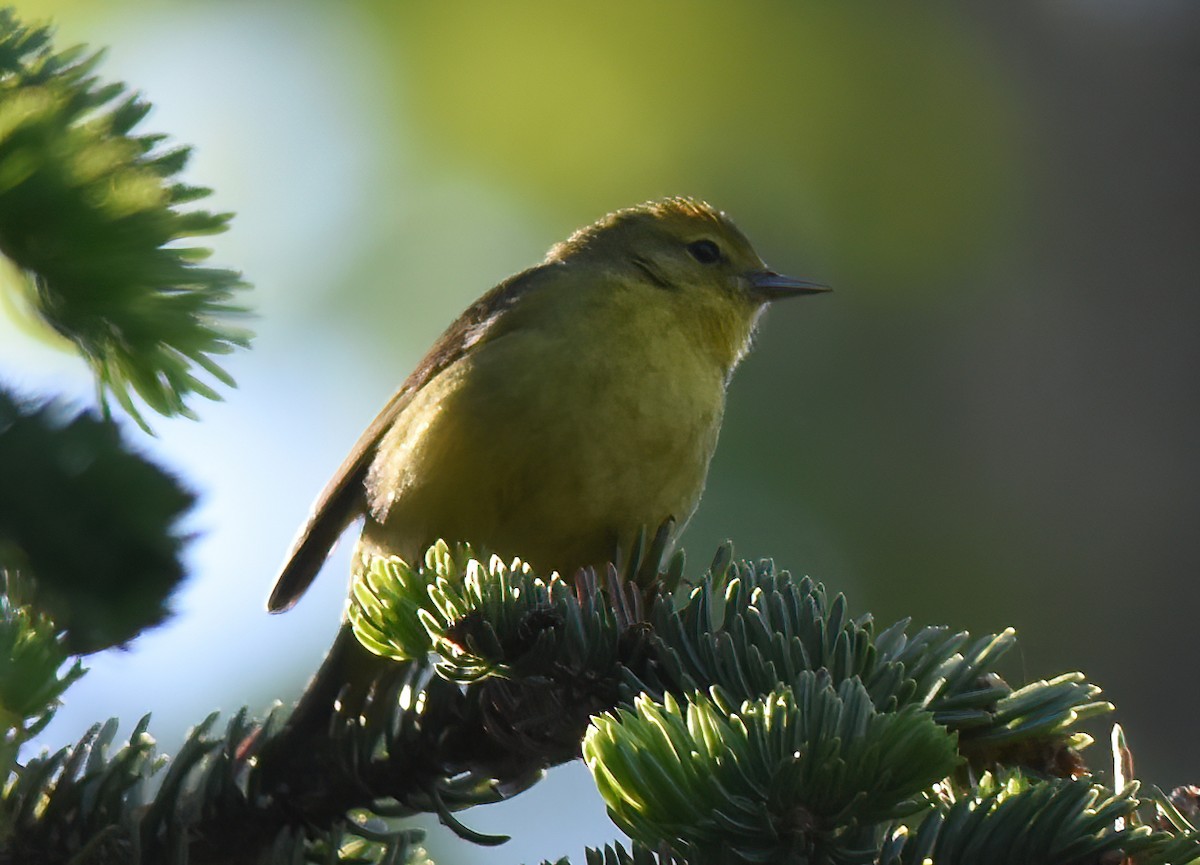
left=362, top=238, right=746, bottom=574
left=265, top=198, right=825, bottom=735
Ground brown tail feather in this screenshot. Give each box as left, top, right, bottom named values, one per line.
left=269, top=517, right=349, bottom=613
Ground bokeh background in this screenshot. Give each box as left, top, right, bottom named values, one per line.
left=2, top=1, right=1198, bottom=861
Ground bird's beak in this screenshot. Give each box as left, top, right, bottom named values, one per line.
left=744, top=270, right=831, bottom=303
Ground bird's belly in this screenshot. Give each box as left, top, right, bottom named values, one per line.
left=361, top=330, right=725, bottom=575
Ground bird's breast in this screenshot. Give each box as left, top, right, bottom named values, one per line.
left=362, top=313, right=729, bottom=576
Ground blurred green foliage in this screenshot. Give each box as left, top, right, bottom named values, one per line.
left=0, top=389, right=194, bottom=653
left=384, top=2, right=1019, bottom=290
left=0, top=6, right=249, bottom=430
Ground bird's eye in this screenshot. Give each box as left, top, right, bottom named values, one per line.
left=687, top=239, right=722, bottom=264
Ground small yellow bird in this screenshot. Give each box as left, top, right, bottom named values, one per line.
left=270, top=197, right=825, bottom=615
left=267, top=198, right=826, bottom=735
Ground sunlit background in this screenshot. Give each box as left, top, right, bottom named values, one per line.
left=3, top=2, right=1198, bottom=861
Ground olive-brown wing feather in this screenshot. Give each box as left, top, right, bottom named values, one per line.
left=266, top=264, right=551, bottom=612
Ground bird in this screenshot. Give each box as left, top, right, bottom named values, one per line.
left=266, top=197, right=827, bottom=743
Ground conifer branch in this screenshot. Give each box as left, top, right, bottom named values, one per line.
left=3, top=534, right=1199, bottom=864
left=0, top=9, right=249, bottom=430
left=0, top=388, right=194, bottom=654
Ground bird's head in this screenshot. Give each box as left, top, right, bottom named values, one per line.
left=552, top=196, right=826, bottom=304
left=547, top=197, right=828, bottom=371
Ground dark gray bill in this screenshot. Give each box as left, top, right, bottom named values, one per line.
left=745, top=270, right=831, bottom=302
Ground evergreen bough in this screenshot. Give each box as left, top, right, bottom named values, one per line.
left=0, top=7, right=249, bottom=431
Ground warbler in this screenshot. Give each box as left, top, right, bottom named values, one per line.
left=267, top=198, right=826, bottom=736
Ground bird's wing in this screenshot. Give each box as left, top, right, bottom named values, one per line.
left=266, top=263, right=553, bottom=612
